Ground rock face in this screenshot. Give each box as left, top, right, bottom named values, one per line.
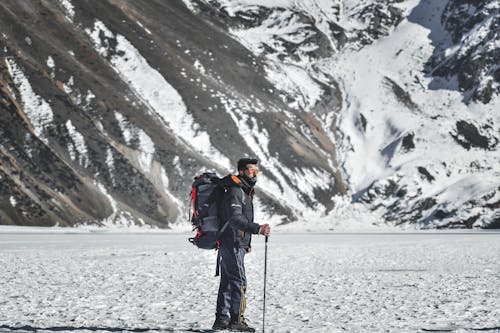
left=0, top=0, right=498, bottom=229
left=0, top=0, right=344, bottom=227
left=424, top=0, right=500, bottom=103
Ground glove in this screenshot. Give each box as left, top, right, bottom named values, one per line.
left=259, top=224, right=270, bottom=237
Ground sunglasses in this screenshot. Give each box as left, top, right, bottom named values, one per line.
left=247, top=167, right=260, bottom=175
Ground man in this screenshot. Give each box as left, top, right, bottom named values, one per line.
left=213, top=158, right=271, bottom=332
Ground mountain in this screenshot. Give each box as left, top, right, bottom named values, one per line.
left=0, top=0, right=498, bottom=229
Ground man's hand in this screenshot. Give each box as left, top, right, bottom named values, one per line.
left=259, top=224, right=270, bottom=237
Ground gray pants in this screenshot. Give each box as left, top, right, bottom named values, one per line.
left=216, top=245, right=247, bottom=322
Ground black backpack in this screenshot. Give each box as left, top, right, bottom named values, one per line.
left=188, top=172, right=230, bottom=250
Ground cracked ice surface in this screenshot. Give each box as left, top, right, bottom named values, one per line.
left=0, top=233, right=498, bottom=332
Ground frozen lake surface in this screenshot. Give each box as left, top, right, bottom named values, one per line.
left=0, top=232, right=499, bottom=333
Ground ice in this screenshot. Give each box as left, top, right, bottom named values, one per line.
left=0, top=232, right=498, bottom=332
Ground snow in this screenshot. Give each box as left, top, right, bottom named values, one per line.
left=59, top=0, right=75, bottom=21
left=160, top=166, right=184, bottom=208
left=114, top=111, right=133, bottom=143
left=5, top=58, right=54, bottom=145
left=95, top=182, right=135, bottom=228
left=65, top=119, right=90, bottom=168
left=85, top=20, right=231, bottom=171
left=315, top=0, right=500, bottom=225
left=223, top=2, right=330, bottom=110
left=137, top=130, right=155, bottom=172
left=264, top=63, right=324, bottom=110
left=135, top=21, right=152, bottom=35
left=63, top=76, right=74, bottom=94
left=106, top=147, right=116, bottom=187
left=198, top=0, right=499, bottom=227
left=0, top=232, right=498, bottom=332
left=114, top=111, right=155, bottom=173
left=84, top=89, right=96, bottom=111
left=193, top=59, right=206, bottom=75
left=172, top=156, right=184, bottom=177
left=9, top=196, right=17, bottom=207
left=46, top=56, right=55, bottom=69
left=215, top=88, right=336, bottom=218
left=180, top=0, right=197, bottom=13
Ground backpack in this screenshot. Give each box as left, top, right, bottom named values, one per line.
left=188, top=172, right=230, bottom=250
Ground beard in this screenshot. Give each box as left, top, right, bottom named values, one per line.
left=242, top=174, right=257, bottom=187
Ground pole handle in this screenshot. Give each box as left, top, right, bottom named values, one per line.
left=263, top=235, right=268, bottom=333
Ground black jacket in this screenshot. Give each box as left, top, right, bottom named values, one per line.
left=219, top=175, right=260, bottom=249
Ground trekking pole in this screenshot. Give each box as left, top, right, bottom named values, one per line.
left=263, top=235, right=268, bottom=333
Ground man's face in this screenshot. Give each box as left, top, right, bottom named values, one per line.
left=242, top=163, right=259, bottom=182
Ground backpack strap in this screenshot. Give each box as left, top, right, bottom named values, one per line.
left=240, top=188, right=246, bottom=204
left=214, top=219, right=231, bottom=277
left=215, top=249, right=221, bottom=277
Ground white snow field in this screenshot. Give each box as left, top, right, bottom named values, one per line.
left=0, top=232, right=499, bottom=333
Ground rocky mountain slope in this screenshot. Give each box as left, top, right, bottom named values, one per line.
left=0, top=0, right=498, bottom=228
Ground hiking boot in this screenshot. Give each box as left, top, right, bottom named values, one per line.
left=228, top=317, right=255, bottom=332
left=212, top=318, right=230, bottom=330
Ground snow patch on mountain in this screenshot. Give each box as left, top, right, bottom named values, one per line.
left=46, top=56, right=55, bottom=69
left=59, top=0, right=75, bottom=22
left=85, top=20, right=231, bottom=170
left=65, top=119, right=90, bottom=168
left=106, top=147, right=116, bottom=187
left=62, top=76, right=74, bottom=94
left=5, top=58, right=54, bottom=144
left=114, top=111, right=155, bottom=173
left=135, top=21, right=152, bottom=35
left=265, top=62, right=324, bottom=110
left=160, top=166, right=183, bottom=208
left=172, top=156, right=184, bottom=177
left=136, top=130, right=155, bottom=173
left=94, top=181, right=143, bottom=228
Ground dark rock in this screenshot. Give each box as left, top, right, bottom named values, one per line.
left=450, top=120, right=497, bottom=150
left=401, top=132, right=415, bottom=152
left=417, top=167, right=435, bottom=182
left=384, top=77, right=419, bottom=111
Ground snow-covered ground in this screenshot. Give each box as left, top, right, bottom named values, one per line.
left=0, top=232, right=499, bottom=333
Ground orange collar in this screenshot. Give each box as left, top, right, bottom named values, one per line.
left=231, top=175, right=241, bottom=184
